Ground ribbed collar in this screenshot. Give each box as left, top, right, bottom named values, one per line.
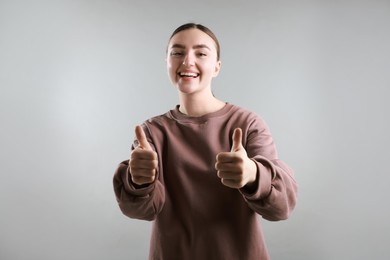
left=168, top=103, right=234, bottom=124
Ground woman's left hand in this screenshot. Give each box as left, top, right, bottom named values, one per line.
left=215, top=128, right=258, bottom=189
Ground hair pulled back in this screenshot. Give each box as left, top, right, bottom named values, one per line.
left=168, top=23, right=221, bottom=60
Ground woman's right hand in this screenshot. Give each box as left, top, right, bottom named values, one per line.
left=129, top=125, right=158, bottom=185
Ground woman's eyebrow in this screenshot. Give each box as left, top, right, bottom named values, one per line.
left=170, top=44, right=185, bottom=49
left=193, top=44, right=211, bottom=50
left=170, top=43, right=211, bottom=50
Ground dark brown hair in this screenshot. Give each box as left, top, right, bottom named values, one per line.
left=168, top=23, right=221, bottom=60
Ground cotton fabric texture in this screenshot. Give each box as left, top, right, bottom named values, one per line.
left=114, top=103, right=298, bottom=260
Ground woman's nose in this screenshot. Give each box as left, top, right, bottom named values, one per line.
left=182, top=54, right=195, bottom=66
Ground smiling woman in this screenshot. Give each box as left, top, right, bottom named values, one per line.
left=113, top=23, right=298, bottom=260
left=166, top=26, right=223, bottom=116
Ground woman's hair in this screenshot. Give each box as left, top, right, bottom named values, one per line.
left=168, top=23, right=221, bottom=60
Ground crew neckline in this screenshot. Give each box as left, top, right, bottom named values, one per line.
left=169, top=103, right=233, bottom=123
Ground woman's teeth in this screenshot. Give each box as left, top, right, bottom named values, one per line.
left=179, top=72, right=199, bottom=78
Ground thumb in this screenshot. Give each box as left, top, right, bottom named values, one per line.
left=231, top=128, right=243, bottom=152
left=135, top=125, right=152, bottom=150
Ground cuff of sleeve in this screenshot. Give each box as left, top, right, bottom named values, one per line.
left=240, top=159, right=273, bottom=200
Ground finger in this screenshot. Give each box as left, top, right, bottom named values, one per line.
left=231, top=128, right=243, bottom=152
left=130, top=158, right=158, bottom=170
left=130, top=168, right=156, bottom=178
left=215, top=161, right=242, bottom=172
left=217, top=167, right=243, bottom=178
left=131, top=175, right=156, bottom=185
left=135, top=125, right=153, bottom=150
left=131, top=149, right=157, bottom=160
left=216, top=152, right=242, bottom=163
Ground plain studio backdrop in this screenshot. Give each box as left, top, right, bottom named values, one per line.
left=1, top=0, right=389, bottom=259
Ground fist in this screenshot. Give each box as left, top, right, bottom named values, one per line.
left=215, top=128, right=257, bottom=189
left=129, top=125, right=158, bottom=185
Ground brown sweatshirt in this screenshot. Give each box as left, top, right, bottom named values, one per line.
left=113, top=103, right=298, bottom=260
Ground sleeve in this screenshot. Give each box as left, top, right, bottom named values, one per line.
left=113, top=127, right=165, bottom=221
left=239, top=116, right=298, bottom=221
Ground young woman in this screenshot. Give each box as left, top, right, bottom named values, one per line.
left=113, top=23, right=298, bottom=260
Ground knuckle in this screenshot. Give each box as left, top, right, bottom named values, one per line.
left=153, top=160, right=158, bottom=168
left=129, top=159, right=137, bottom=167
left=215, top=162, right=221, bottom=170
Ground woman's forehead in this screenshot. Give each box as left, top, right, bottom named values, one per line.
left=168, top=29, right=216, bottom=49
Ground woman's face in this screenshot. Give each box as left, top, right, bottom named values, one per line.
left=166, top=28, right=221, bottom=96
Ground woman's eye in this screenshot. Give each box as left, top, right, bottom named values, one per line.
left=171, top=51, right=183, bottom=57
left=197, top=53, right=207, bottom=57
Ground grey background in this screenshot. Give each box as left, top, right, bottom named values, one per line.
left=1, top=0, right=389, bottom=259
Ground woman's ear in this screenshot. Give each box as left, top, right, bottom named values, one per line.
left=213, top=60, right=221, bottom=77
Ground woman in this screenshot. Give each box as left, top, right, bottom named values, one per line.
left=113, top=23, right=298, bottom=260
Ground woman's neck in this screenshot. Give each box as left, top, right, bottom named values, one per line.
left=178, top=94, right=225, bottom=117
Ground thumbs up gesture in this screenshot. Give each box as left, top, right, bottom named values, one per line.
left=129, top=125, right=158, bottom=186
left=215, top=128, right=257, bottom=189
